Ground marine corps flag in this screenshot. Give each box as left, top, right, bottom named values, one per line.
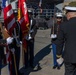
left=18, top=0, right=29, bottom=38
left=2, top=0, right=16, bottom=36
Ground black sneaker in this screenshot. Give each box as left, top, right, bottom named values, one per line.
left=18, top=71, right=24, bottom=75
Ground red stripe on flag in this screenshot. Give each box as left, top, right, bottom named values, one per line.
left=4, top=14, right=16, bottom=29
left=4, top=4, right=12, bottom=19
left=4, top=14, right=15, bottom=23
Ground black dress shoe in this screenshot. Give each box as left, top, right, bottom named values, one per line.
left=57, top=66, right=60, bottom=70
left=24, top=65, right=28, bottom=69
left=30, top=65, right=34, bottom=68
left=18, top=71, right=24, bottom=75
left=25, top=66, right=28, bottom=69
left=53, top=65, right=57, bottom=69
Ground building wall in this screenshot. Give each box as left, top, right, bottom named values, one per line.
left=11, top=1, right=17, bottom=9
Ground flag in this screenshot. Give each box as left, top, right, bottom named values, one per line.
left=2, top=0, right=16, bottom=75
left=39, top=0, right=42, bottom=7
left=39, top=0, right=43, bottom=13
left=18, top=0, right=29, bottom=38
left=2, top=0, right=16, bottom=36
left=18, top=0, right=29, bottom=64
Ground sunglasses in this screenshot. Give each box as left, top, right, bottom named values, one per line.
left=56, top=17, right=62, bottom=19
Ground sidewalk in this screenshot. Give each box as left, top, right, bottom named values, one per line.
left=21, top=29, right=65, bottom=75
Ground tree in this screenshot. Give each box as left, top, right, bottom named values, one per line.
left=69, top=1, right=76, bottom=7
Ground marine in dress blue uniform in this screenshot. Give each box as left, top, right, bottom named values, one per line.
left=8, top=10, right=23, bottom=75
left=24, top=9, right=37, bottom=69
left=50, top=12, right=63, bottom=69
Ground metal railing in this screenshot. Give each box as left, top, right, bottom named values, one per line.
left=0, top=8, right=62, bottom=22
left=31, top=9, right=62, bottom=18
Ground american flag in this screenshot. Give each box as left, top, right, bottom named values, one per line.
left=2, top=0, right=16, bottom=36
left=2, top=0, right=15, bottom=75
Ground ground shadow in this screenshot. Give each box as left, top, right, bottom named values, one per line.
left=34, top=44, right=51, bottom=67
left=20, top=44, right=52, bottom=75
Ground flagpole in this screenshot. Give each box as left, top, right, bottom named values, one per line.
left=52, top=3, right=56, bottom=34
left=10, top=48, right=18, bottom=75
left=13, top=53, right=18, bottom=75
left=21, top=38, right=24, bottom=67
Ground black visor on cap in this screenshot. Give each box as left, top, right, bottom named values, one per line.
left=29, top=12, right=33, bottom=15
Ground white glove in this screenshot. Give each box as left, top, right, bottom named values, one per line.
left=51, top=34, right=57, bottom=39
left=20, top=41, right=22, bottom=44
left=6, top=37, right=13, bottom=44
left=25, top=34, right=32, bottom=40
left=57, top=57, right=64, bottom=65
left=11, top=48, right=15, bottom=54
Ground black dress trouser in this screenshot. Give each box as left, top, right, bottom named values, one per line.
left=24, top=38, right=34, bottom=68
left=64, top=62, right=76, bottom=75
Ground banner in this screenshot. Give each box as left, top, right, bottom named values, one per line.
left=2, top=0, right=16, bottom=36
left=2, top=0, right=16, bottom=75
left=18, top=0, right=29, bottom=65
left=18, top=0, right=29, bottom=38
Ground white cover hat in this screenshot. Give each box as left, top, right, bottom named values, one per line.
left=65, top=6, right=76, bottom=11
left=28, top=9, right=32, bottom=13
left=56, top=12, right=63, bottom=17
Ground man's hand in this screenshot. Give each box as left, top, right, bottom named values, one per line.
left=6, top=37, right=13, bottom=44
left=57, top=57, right=64, bottom=65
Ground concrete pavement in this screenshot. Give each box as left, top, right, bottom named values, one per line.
left=21, top=29, right=65, bottom=75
